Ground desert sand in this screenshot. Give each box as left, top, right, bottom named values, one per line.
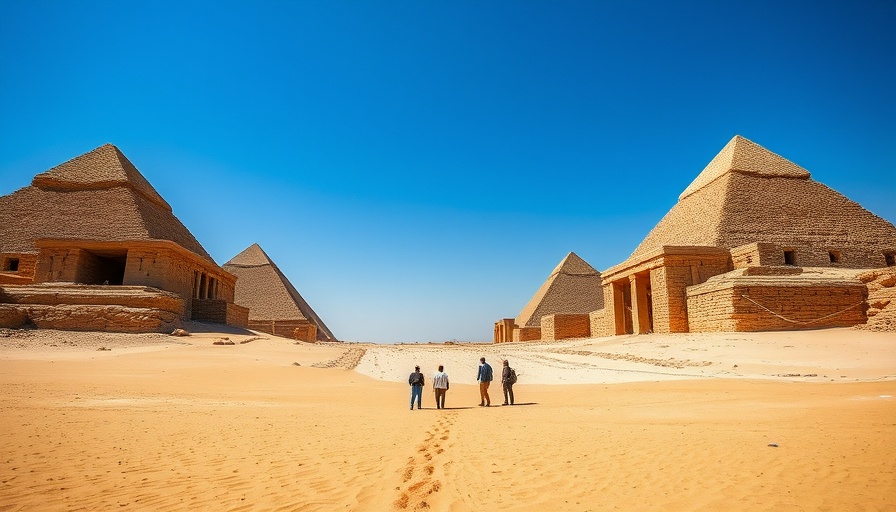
left=1, top=326, right=894, bottom=511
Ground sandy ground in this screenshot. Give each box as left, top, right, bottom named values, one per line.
left=0, top=326, right=894, bottom=511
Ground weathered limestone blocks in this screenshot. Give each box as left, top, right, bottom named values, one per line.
left=190, top=299, right=249, bottom=328
left=293, top=323, right=317, bottom=343
left=857, top=269, right=896, bottom=331
left=687, top=272, right=867, bottom=332
left=513, top=326, right=541, bottom=342
left=589, top=309, right=610, bottom=337
left=248, top=319, right=318, bottom=340
left=0, top=283, right=187, bottom=333
left=1, top=284, right=184, bottom=315
left=0, top=303, right=180, bottom=333
left=541, top=313, right=591, bottom=341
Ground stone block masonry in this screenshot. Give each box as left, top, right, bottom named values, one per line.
left=857, top=269, right=896, bottom=331
left=0, top=283, right=188, bottom=333
left=687, top=277, right=867, bottom=332
left=513, top=326, right=541, bottom=342
left=191, top=299, right=249, bottom=328
left=249, top=319, right=319, bottom=341
left=541, top=313, right=591, bottom=341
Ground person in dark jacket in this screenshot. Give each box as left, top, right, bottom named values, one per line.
left=408, top=365, right=425, bottom=410
left=476, top=357, right=493, bottom=406
left=501, top=359, right=515, bottom=405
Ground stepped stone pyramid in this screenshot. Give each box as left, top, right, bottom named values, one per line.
left=0, top=144, right=246, bottom=332
left=628, top=135, right=896, bottom=266
left=224, top=244, right=335, bottom=342
left=516, top=252, right=603, bottom=328
left=0, top=143, right=212, bottom=261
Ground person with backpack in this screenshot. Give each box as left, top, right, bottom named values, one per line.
left=408, top=365, right=425, bottom=410
left=501, top=359, right=516, bottom=406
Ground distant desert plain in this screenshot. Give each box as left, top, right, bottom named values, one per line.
left=1, top=325, right=894, bottom=511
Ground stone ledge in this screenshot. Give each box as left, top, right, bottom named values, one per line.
left=0, top=303, right=180, bottom=333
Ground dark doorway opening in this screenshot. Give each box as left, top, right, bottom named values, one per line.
left=783, top=250, right=796, bottom=266
left=76, top=250, right=128, bottom=285
left=4, top=258, right=19, bottom=271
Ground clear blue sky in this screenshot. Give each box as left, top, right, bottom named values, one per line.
left=1, top=1, right=894, bottom=342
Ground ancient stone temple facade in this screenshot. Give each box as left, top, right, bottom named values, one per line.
left=223, top=243, right=337, bottom=342
left=590, top=135, right=896, bottom=336
left=0, top=144, right=248, bottom=332
left=494, top=252, right=602, bottom=342
left=495, top=135, right=896, bottom=342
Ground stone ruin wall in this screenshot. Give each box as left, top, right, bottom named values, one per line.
left=687, top=282, right=867, bottom=332
left=541, top=313, right=591, bottom=341
left=190, top=299, right=249, bottom=328
left=731, top=243, right=781, bottom=269
left=124, top=248, right=237, bottom=316
left=248, top=319, right=324, bottom=342
left=30, top=245, right=237, bottom=324
left=857, top=269, right=896, bottom=331
left=513, top=326, right=541, bottom=342
left=0, top=284, right=185, bottom=333
left=589, top=307, right=610, bottom=337
left=293, top=323, right=318, bottom=343
left=0, top=253, right=37, bottom=284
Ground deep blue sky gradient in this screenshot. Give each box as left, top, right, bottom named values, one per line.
left=1, top=1, right=894, bottom=342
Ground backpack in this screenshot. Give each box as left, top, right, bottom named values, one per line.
left=509, top=368, right=517, bottom=385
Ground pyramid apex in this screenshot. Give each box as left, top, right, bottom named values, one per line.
left=678, top=135, right=810, bottom=200
left=31, top=144, right=172, bottom=211
left=224, top=243, right=273, bottom=267
left=552, top=251, right=599, bottom=276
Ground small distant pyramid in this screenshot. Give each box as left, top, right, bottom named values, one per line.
left=515, top=252, right=603, bottom=328
left=0, top=144, right=213, bottom=260
left=627, top=135, right=896, bottom=261
left=223, top=244, right=335, bottom=341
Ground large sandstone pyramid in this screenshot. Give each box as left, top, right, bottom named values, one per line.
left=0, top=144, right=213, bottom=261
left=628, top=135, right=896, bottom=262
left=516, top=252, right=603, bottom=328
left=223, top=243, right=335, bottom=341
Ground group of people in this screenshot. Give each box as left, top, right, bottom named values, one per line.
left=408, top=357, right=515, bottom=410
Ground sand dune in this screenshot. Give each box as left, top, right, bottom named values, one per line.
left=1, top=327, right=894, bottom=511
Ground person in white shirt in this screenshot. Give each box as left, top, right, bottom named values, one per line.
left=432, top=365, right=450, bottom=409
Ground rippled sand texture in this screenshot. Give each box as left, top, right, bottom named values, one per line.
left=1, top=329, right=894, bottom=511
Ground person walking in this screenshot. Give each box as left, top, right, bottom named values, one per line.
left=476, top=357, right=493, bottom=407
left=408, top=365, right=425, bottom=410
left=432, top=365, right=449, bottom=409
left=501, top=359, right=515, bottom=405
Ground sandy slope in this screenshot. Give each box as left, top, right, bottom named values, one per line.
left=0, top=327, right=894, bottom=511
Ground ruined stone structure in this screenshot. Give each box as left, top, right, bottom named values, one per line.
left=495, top=135, right=896, bottom=341
left=592, top=135, right=896, bottom=336
left=223, top=243, right=336, bottom=342
left=494, top=252, right=602, bottom=342
left=0, top=144, right=248, bottom=332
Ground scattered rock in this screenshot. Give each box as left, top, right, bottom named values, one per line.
left=170, top=328, right=190, bottom=337
left=97, top=346, right=111, bottom=351
left=293, top=362, right=301, bottom=366
left=768, top=443, right=779, bottom=448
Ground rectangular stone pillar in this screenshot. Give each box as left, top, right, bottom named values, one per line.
left=630, top=273, right=651, bottom=334
left=610, top=281, right=627, bottom=335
